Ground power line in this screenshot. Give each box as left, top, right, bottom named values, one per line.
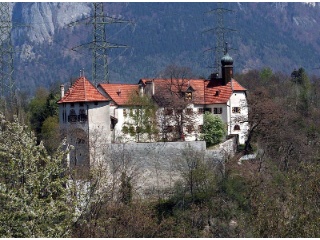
left=70, top=2, right=133, bottom=85
left=205, top=2, right=236, bottom=77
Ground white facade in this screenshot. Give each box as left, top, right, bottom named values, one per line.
left=59, top=101, right=111, bottom=166
left=228, top=92, right=249, bottom=144
left=106, top=99, right=248, bottom=144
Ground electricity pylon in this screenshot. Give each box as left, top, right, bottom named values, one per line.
left=0, top=2, right=14, bottom=102
left=71, top=2, right=133, bottom=85
left=205, top=3, right=236, bottom=76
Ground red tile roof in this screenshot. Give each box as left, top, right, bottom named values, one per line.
left=140, top=78, right=246, bottom=105
left=99, top=83, right=139, bottom=106
left=231, top=79, right=247, bottom=91
left=58, top=77, right=109, bottom=104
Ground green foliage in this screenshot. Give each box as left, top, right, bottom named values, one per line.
left=0, top=114, right=74, bottom=237
left=41, top=116, right=60, bottom=153
left=29, top=87, right=49, bottom=134
left=200, top=112, right=226, bottom=147
left=28, top=88, right=60, bottom=151
left=29, top=88, right=60, bottom=139
left=221, top=174, right=250, bottom=210
left=122, top=92, right=158, bottom=141
left=259, top=67, right=273, bottom=81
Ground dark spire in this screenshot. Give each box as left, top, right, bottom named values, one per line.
left=221, top=42, right=233, bottom=66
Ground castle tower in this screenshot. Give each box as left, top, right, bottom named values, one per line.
left=58, top=76, right=111, bottom=172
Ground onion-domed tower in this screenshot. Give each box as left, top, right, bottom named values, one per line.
left=221, top=42, right=234, bottom=85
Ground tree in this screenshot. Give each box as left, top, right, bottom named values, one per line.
left=122, top=92, right=158, bottom=142
left=174, top=146, right=218, bottom=203
left=0, top=113, right=75, bottom=237
left=200, top=112, right=226, bottom=147
left=154, top=65, right=198, bottom=141
left=290, top=67, right=311, bottom=115
left=41, top=115, right=60, bottom=154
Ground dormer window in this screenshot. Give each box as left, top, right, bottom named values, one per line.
left=185, top=92, right=192, bottom=101
left=185, top=86, right=195, bottom=101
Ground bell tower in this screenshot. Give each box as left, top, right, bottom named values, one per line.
left=221, top=42, right=234, bottom=85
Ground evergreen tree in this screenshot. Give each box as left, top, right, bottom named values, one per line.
left=0, top=113, right=75, bottom=237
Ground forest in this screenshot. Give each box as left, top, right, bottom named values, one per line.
left=0, top=66, right=319, bottom=237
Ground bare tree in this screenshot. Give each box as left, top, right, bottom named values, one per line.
left=154, top=65, right=198, bottom=141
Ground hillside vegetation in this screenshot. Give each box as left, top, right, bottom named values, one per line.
left=1, top=66, right=319, bottom=237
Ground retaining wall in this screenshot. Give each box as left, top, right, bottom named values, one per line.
left=102, top=138, right=237, bottom=198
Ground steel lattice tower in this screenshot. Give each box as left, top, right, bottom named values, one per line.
left=207, top=3, right=235, bottom=76
left=0, top=2, right=14, bottom=101
left=92, top=3, right=108, bottom=85
left=71, top=3, right=132, bottom=85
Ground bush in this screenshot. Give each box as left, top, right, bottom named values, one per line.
left=200, top=112, right=226, bottom=147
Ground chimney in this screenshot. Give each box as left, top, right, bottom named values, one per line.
left=60, top=84, right=65, bottom=98
left=139, top=83, right=144, bottom=96
left=152, top=79, right=155, bottom=95
left=210, top=72, right=219, bottom=81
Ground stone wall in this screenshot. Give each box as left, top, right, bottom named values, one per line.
left=102, top=138, right=237, bottom=198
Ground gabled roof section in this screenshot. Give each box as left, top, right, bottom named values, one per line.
left=142, top=78, right=246, bottom=105
left=202, top=79, right=246, bottom=104
left=58, top=77, right=109, bottom=104
left=231, top=78, right=247, bottom=91
left=99, top=83, right=139, bottom=106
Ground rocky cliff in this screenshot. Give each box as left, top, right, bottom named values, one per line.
left=6, top=2, right=320, bottom=94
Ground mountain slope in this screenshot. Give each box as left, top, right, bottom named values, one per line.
left=9, top=2, right=320, bottom=94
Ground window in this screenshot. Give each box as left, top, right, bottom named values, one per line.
left=234, top=125, right=240, bottom=131
left=78, top=109, right=87, bottom=122
left=123, top=109, right=127, bottom=117
left=164, top=108, right=173, bottom=115
left=185, top=92, right=192, bottom=101
left=198, top=108, right=204, bottom=114
left=80, top=102, right=84, bottom=107
left=176, top=109, right=183, bottom=114
left=186, top=125, right=194, bottom=134
left=204, top=108, right=212, bottom=113
left=76, top=138, right=85, bottom=144
left=232, top=107, right=241, bottom=113
left=94, top=102, right=98, bottom=105
left=214, top=107, right=223, bottom=114
left=68, top=109, right=77, bottom=122
left=166, top=125, right=174, bottom=133
left=136, top=126, right=142, bottom=133
left=186, top=108, right=193, bottom=115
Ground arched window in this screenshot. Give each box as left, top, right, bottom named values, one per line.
left=234, top=125, right=240, bottom=131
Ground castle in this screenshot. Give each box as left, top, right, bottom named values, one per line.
left=58, top=51, right=248, bottom=167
